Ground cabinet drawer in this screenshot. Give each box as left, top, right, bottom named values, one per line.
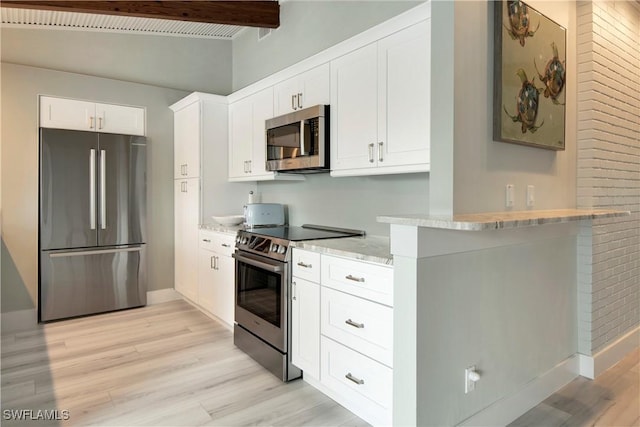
left=321, top=255, right=393, bottom=306
left=292, top=249, right=321, bottom=283
left=321, top=287, right=392, bottom=367
left=199, top=231, right=235, bottom=256
left=321, top=336, right=392, bottom=426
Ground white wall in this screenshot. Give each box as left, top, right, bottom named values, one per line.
left=257, top=173, right=429, bottom=236
left=1, top=63, right=189, bottom=313
left=576, top=0, right=640, bottom=354
left=1, top=27, right=232, bottom=94
left=456, top=0, right=577, bottom=214
left=232, top=1, right=421, bottom=90
left=415, top=232, right=577, bottom=426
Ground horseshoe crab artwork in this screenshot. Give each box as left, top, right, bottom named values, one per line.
left=505, top=0, right=540, bottom=46
left=535, top=42, right=566, bottom=105
left=504, top=69, right=544, bottom=134
left=493, top=0, right=566, bottom=150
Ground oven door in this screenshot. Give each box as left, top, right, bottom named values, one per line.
left=234, top=250, right=288, bottom=352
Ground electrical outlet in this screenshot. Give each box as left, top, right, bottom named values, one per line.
left=505, top=184, right=515, bottom=208
left=527, top=185, right=535, bottom=207
left=465, top=366, right=480, bottom=394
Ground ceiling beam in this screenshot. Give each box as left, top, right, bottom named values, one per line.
left=0, top=1, right=280, bottom=28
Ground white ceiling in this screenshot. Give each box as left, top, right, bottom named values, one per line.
left=0, top=7, right=246, bottom=39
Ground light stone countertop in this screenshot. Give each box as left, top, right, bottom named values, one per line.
left=377, top=209, right=630, bottom=231
left=291, top=235, right=392, bottom=266
left=199, top=223, right=243, bottom=236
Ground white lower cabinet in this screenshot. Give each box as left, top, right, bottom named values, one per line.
left=197, top=230, right=235, bottom=328
left=291, top=277, right=320, bottom=379
left=291, top=248, right=393, bottom=426
left=174, top=178, right=199, bottom=303
left=321, top=336, right=393, bottom=426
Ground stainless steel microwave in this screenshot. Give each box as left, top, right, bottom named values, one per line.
left=265, top=104, right=329, bottom=173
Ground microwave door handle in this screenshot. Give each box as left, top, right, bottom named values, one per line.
left=300, top=120, right=306, bottom=156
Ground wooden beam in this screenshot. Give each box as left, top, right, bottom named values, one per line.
left=0, top=1, right=280, bottom=28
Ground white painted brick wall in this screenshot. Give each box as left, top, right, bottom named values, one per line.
left=577, top=0, right=639, bottom=355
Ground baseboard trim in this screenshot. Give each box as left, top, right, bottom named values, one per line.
left=147, top=288, right=181, bottom=305
left=1, top=308, right=38, bottom=333
left=458, top=354, right=579, bottom=427
left=579, top=326, right=640, bottom=379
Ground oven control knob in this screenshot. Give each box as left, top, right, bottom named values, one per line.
left=277, top=245, right=287, bottom=254
left=241, top=237, right=248, bottom=245
left=236, top=235, right=241, bottom=243
left=270, top=243, right=279, bottom=253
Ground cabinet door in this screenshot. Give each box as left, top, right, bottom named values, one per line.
left=291, top=277, right=320, bottom=379
left=274, top=76, right=301, bottom=115
left=299, top=63, right=330, bottom=110
left=330, top=43, right=379, bottom=172
left=249, top=87, right=275, bottom=178
left=214, top=254, right=235, bottom=327
left=174, top=178, right=199, bottom=302
left=378, top=21, right=430, bottom=169
left=174, top=101, right=201, bottom=179
left=198, top=248, right=217, bottom=313
left=96, top=103, right=145, bottom=136
left=228, top=98, right=253, bottom=179
left=40, top=96, right=95, bottom=131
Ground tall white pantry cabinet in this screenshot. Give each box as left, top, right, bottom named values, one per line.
left=170, top=93, right=252, bottom=306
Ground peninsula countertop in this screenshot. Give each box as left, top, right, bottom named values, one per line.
left=377, top=209, right=630, bottom=231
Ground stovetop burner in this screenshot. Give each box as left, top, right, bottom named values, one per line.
left=245, top=224, right=365, bottom=241
left=235, top=224, right=365, bottom=261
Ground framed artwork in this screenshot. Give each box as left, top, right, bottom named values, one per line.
left=493, top=0, right=567, bottom=150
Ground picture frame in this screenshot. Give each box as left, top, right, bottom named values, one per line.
left=493, top=0, right=567, bottom=150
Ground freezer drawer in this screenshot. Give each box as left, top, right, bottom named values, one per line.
left=40, top=246, right=146, bottom=322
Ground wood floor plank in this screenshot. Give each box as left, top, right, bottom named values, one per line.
left=3, top=299, right=634, bottom=427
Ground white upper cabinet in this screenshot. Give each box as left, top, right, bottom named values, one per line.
left=330, top=20, right=430, bottom=177
left=40, top=96, right=145, bottom=136
left=274, top=63, right=330, bottom=115
left=173, top=100, right=201, bottom=179
left=229, top=88, right=304, bottom=182
left=229, top=88, right=274, bottom=180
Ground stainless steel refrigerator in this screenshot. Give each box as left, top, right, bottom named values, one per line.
left=39, top=128, right=147, bottom=322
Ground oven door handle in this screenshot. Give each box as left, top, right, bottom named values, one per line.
left=233, top=252, right=284, bottom=273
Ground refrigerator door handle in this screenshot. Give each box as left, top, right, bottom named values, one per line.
left=100, top=149, right=107, bottom=230
left=89, top=149, right=96, bottom=230
left=48, top=246, right=143, bottom=258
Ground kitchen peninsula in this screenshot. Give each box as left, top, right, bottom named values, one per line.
left=378, top=208, right=630, bottom=426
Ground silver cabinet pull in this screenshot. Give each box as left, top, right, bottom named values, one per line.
left=184, top=164, right=188, bottom=176
left=345, top=274, right=365, bottom=283
left=89, top=116, right=94, bottom=129
left=292, top=281, right=297, bottom=300
left=345, top=319, right=365, bottom=329
left=297, top=261, right=312, bottom=268
left=98, top=116, right=103, bottom=130
left=248, top=160, right=252, bottom=173
left=291, top=94, right=296, bottom=111
left=89, top=149, right=96, bottom=230
left=221, top=243, right=231, bottom=248
left=99, top=149, right=106, bottom=230
left=368, top=143, right=375, bottom=163
left=202, top=239, right=211, bottom=243
left=210, top=255, right=215, bottom=270
left=378, top=141, right=384, bottom=162
left=345, top=373, right=364, bottom=385
left=298, top=92, right=303, bottom=109
left=215, top=256, right=219, bottom=270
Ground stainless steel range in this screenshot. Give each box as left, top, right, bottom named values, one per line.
left=233, top=224, right=365, bottom=381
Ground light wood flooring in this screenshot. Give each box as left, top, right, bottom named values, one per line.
left=510, top=347, right=640, bottom=427
left=1, top=300, right=638, bottom=427
left=1, top=300, right=368, bottom=427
